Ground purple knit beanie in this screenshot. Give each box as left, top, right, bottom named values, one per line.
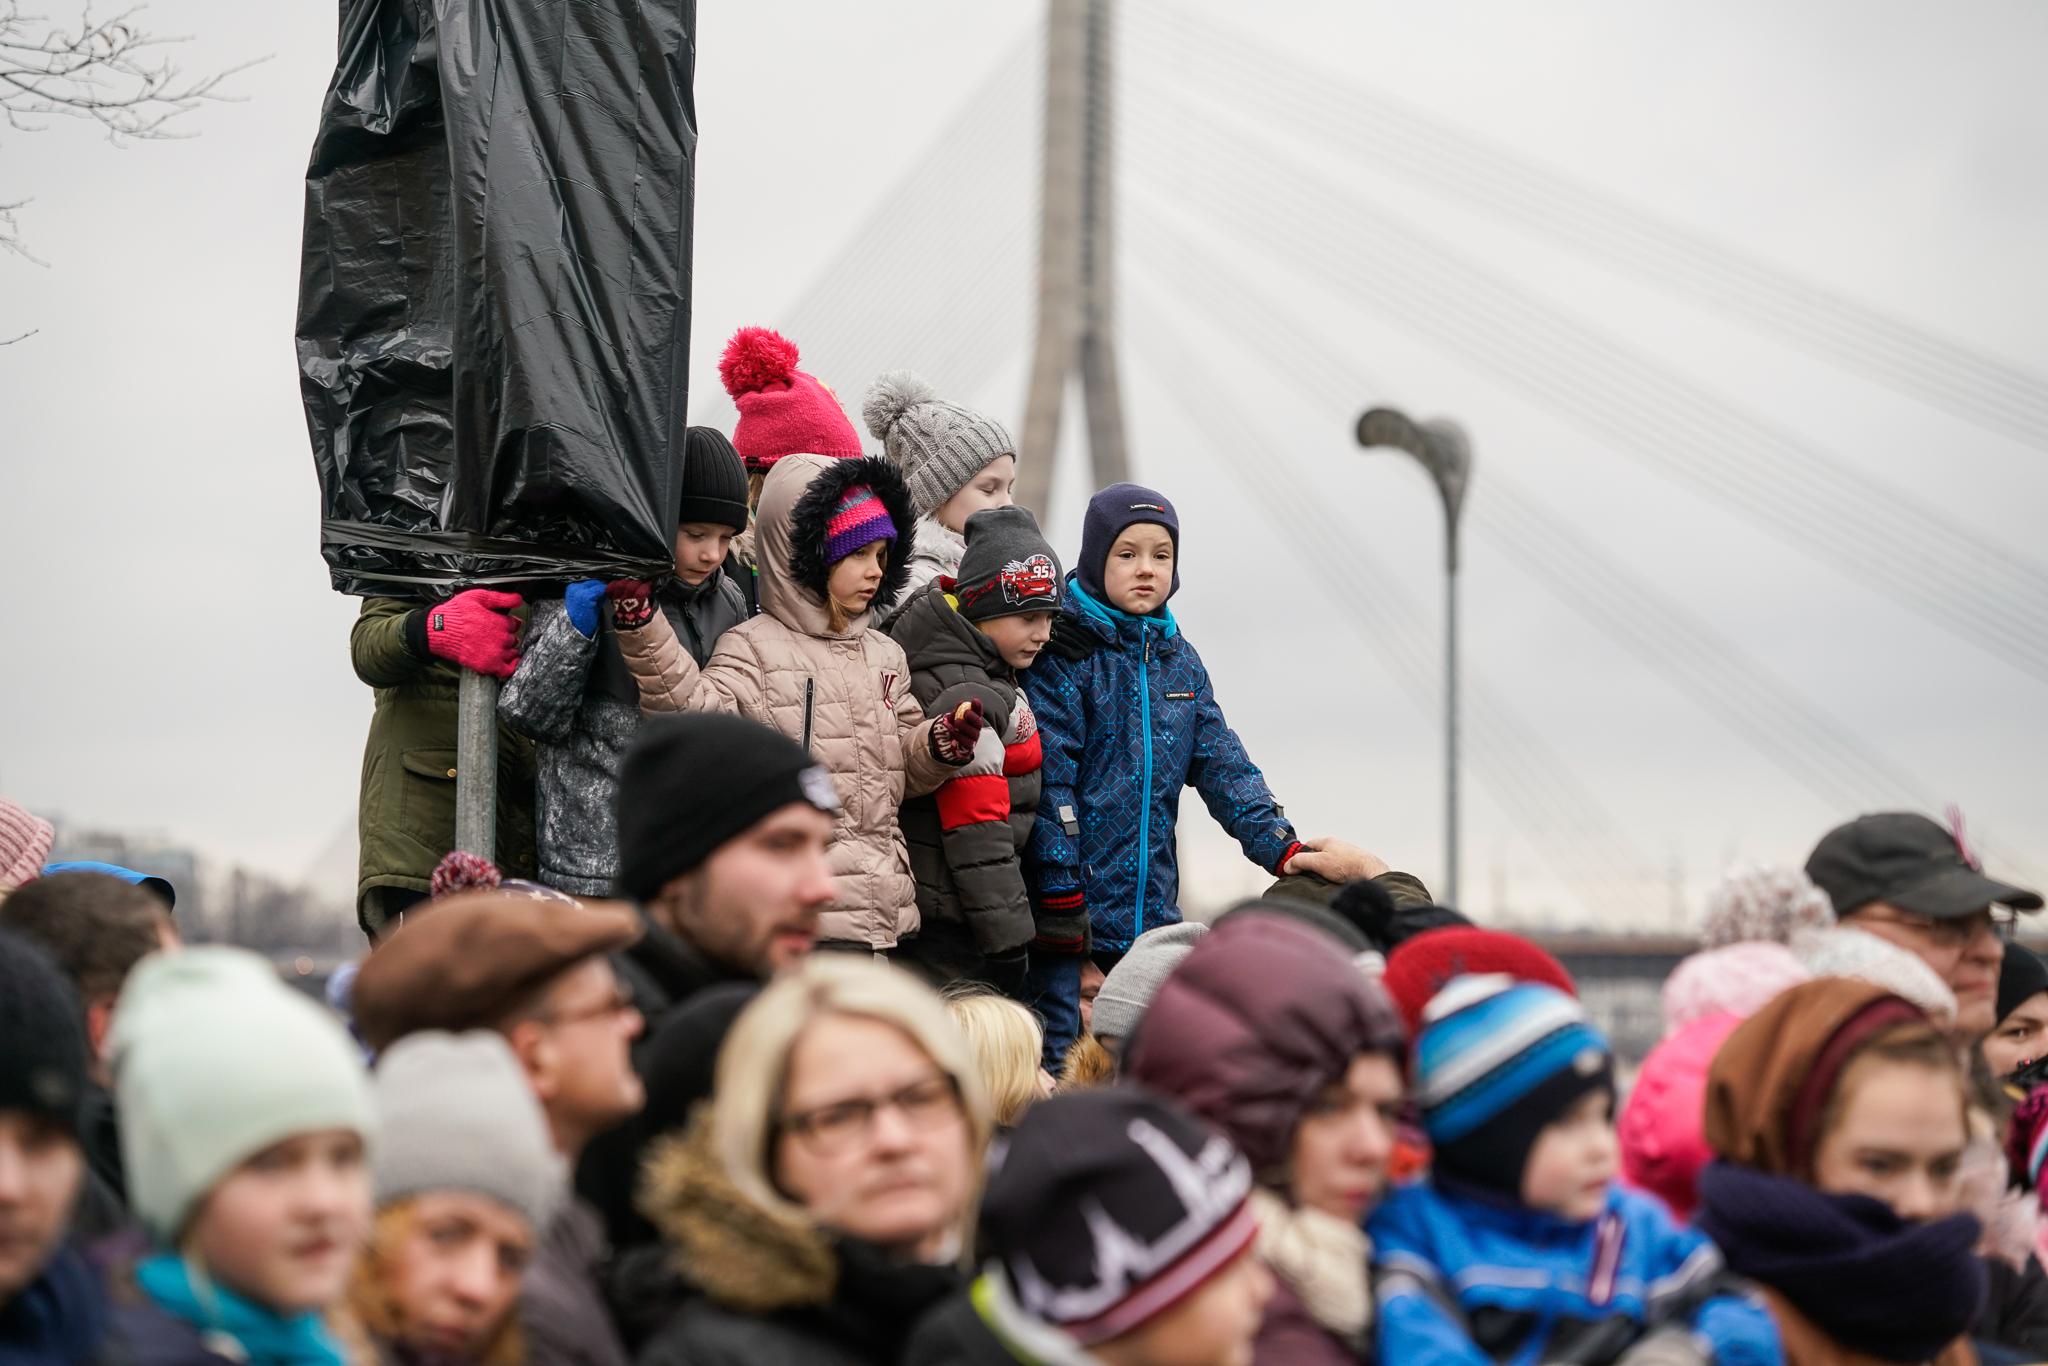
left=824, top=484, right=898, bottom=566
left=1077, top=483, right=1180, bottom=607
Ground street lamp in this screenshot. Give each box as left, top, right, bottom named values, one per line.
left=1355, top=407, right=1472, bottom=908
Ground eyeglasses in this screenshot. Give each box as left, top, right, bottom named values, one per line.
left=1857, top=905, right=2017, bottom=951
left=778, top=1074, right=963, bottom=1155
left=540, top=986, right=637, bottom=1029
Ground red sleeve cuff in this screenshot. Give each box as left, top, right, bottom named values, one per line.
left=1271, top=841, right=1305, bottom=876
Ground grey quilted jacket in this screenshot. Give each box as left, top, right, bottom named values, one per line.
left=499, top=573, right=748, bottom=895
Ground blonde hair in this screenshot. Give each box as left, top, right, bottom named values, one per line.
left=944, top=993, right=1046, bottom=1127
left=345, top=1200, right=524, bottom=1366
left=708, top=955, right=992, bottom=1253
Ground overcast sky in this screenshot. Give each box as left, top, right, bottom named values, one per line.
left=2, top=0, right=2042, bottom=927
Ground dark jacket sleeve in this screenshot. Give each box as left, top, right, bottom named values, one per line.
left=1181, top=643, right=1297, bottom=874
left=351, top=596, right=430, bottom=688
left=1021, top=656, right=1086, bottom=902
left=500, top=599, right=597, bottom=745
left=926, top=681, right=1034, bottom=956
left=1975, top=1255, right=2048, bottom=1360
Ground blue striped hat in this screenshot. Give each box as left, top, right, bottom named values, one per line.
left=1414, top=974, right=1611, bottom=1146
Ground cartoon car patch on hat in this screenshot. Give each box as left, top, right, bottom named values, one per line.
left=1000, top=553, right=1059, bottom=607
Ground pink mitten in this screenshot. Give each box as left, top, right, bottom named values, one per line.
left=606, top=579, right=656, bottom=629
left=423, top=589, right=523, bottom=678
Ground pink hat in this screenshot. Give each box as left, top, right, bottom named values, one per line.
left=0, top=798, right=55, bottom=891
left=1661, top=940, right=1810, bottom=1037
left=718, top=327, right=863, bottom=470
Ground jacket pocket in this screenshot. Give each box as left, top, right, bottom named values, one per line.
left=397, top=748, right=460, bottom=836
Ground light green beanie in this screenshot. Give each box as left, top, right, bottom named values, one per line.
left=111, top=946, right=376, bottom=1241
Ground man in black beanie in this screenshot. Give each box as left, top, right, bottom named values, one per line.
left=0, top=928, right=110, bottom=1361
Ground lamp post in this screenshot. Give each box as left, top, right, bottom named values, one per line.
left=1355, top=407, right=1472, bottom=907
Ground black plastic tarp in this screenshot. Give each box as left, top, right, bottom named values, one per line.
left=298, top=0, right=696, bottom=597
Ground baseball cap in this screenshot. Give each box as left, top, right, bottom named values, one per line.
left=1806, top=812, right=2042, bottom=921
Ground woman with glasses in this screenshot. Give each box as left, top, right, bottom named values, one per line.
left=635, top=955, right=992, bottom=1366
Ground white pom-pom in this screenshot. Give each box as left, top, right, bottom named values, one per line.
left=862, top=370, right=938, bottom=441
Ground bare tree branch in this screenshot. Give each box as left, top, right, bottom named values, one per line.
left=0, top=327, right=38, bottom=343
left=1, top=1, right=261, bottom=141
left=0, top=194, right=50, bottom=263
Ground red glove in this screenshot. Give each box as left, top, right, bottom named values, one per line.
left=931, top=698, right=987, bottom=765
left=423, top=589, right=522, bottom=678
left=606, top=579, right=656, bottom=629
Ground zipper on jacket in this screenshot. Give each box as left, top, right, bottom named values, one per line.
left=1135, top=624, right=1153, bottom=936
left=802, top=677, right=815, bottom=755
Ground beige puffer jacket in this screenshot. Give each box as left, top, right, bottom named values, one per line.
left=617, top=452, right=952, bottom=948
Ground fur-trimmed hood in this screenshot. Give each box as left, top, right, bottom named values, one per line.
left=638, top=1108, right=838, bottom=1314
left=786, top=454, right=914, bottom=607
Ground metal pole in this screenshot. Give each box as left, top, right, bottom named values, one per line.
left=1016, top=0, right=1086, bottom=516
left=1444, top=536, right=1460, bottom=909
left=1078, top=0, right=1128, bottom=488
left=455, top=669, right=498, bottom=860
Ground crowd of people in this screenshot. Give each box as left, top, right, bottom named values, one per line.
left=2, top=325, right=2045, bottom=1366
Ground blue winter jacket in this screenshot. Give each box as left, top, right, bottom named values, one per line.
left=1020, top=575, right=1297, bottom=953
left=1371, top=1180, right=1783, bottom=1366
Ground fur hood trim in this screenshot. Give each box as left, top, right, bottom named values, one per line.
left=637, top=1108, right=838, bottom=1314
left=785, top=455, right=915, bottom=612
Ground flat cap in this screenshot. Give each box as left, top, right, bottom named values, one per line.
left=351, top=889, right=641, bottom=1052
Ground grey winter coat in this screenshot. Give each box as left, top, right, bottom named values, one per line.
left=885, top=581, right=1041, bottom=960
left=499, top=575, right=748, bottom=895
left=521, top=1198, right=630, bottom=1366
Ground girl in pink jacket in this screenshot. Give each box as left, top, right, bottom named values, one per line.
left=609, top=452, right=984, bottom=952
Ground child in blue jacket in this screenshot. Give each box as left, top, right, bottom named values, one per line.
left=1021, top=483, right=1338, bottom=1066
left=1370, top=975, right=1782, bottom=1366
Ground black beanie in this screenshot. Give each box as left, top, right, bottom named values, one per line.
left=678, top=426, right=751, bottom=534
left=980, top=1087, right=1257, bottom=1344
left=0, top=928, right=90, bottom=1141
left=615, top=714, right=840, bottom=901
left=954, top=506, right=1063, bottom=622
left=2000, top=944, right=2048, bottom=1026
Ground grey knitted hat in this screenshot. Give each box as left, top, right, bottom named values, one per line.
left=1093, top=921, right=1209, bottom=1040
left=370, top=1030, right=565, bottom=1232
left=955, top=506, right=1063, bottom=622
left=862, top=370, right=1016, bottom=518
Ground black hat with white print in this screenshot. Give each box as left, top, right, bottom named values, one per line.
left=977, top=1086, right=1257, bottom=1347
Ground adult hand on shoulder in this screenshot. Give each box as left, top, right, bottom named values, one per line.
left=564, top=580, right=607, bottom=639
left=423, top=588, right=523, bottom=679
left=605, top=579, right=656, bottom=629
left=931, top=698, right=987, bottom=765
left=1283, top=837, right=1389, bottom=882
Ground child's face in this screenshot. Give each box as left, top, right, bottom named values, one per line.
left=1093, top=1245, right=1273, bottom=1366
left=1102, top=524, right=1174, bottom=615
left=673, top=522, right=736, bottom=586
left=827, top=541, right=890, bottom=616
left=975, top=611, right=1055, bottom=668
left=382, top=1192, right=535, bottom=1360
left=1519, top=1088, right=1617, bottom=1223
left=0, top=1112, right=83, bottom=1302
left=933, top=455, right=1015, bottom=535
left=188, top=1128, right=370, bottom=1314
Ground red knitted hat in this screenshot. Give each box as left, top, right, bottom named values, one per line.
left=719, top=327, right=863, bottom=469
left=1381, top=926, right=1577, bottom=1037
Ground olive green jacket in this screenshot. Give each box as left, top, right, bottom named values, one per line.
left=352, top=597, right=536, bottom=935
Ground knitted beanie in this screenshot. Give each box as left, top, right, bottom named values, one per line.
left=1077, top=483, right=1180, bottom=606
left=1414, top=976, right=1613, bottom=1200
left=0, top=798, right=54, bottom=891
left=1700, top=864, right=1833, bottom=948
left=954, top=506, right=1062, bottom=622
left=0, top=929, right=89, bottom=1140
left=2001, top=945, right=2048, bottom=1026
left=678, top=426, right=751, bottom=533
left=861, top=371, right=1016, bottom=519
left=370, top=1031, right=565, bottom=1232
left=1381, top=927, right=1577, bottom=1037
left=979, top=1087, right=1257, bottom=1346
left=718, top=327, right=863, bottom=469
left=823, top=485, right=898, bottom=566
left=1661, top=941, right=1812, bottom=1037
left=1093, top=922, right=1207, bottom=1040
left=616, top=714, right=842, bottom=902
left=112, top=947, right=375, bottom=1240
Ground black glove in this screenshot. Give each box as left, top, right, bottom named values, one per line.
left=1043, top=614, right=1100, bottom=663
left=978, top=947, right=1030, bottom=999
